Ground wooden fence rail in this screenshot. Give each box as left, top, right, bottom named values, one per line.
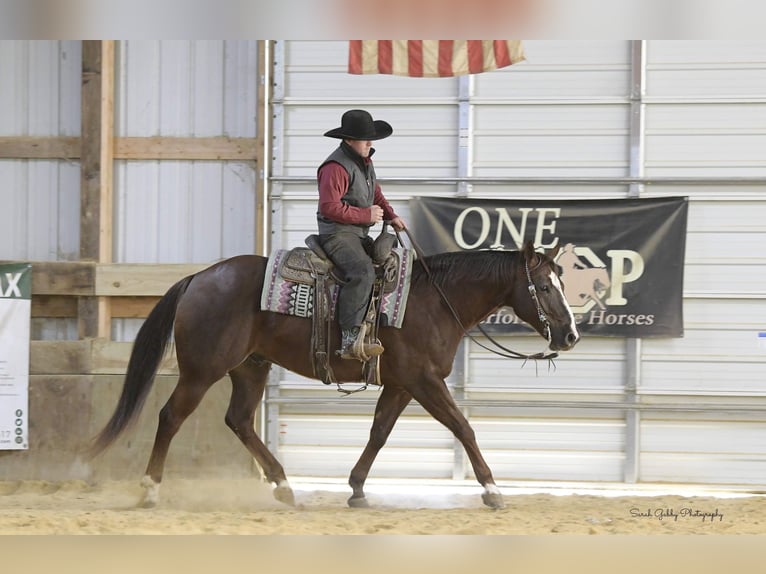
left=16, top=260, right=208, bottom=318
left=2, top=260, right=210, bottom=375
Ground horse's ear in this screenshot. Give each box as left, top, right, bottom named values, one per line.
left=523, top=240, right=539, bottom=266
left=547, top=243, right=561, bottom=260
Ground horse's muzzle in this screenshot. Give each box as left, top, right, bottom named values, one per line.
left=552, top=329, right=580, bottom=352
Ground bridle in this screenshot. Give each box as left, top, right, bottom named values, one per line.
left=524, top=259, right=552, bottom=343
left=397, top=227, right=559, bottom=364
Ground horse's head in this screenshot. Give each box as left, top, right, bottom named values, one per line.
left=512, top=241, right=581, bottom=352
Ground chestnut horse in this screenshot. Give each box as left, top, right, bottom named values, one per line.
left=90, top=239, right=580, bottom=509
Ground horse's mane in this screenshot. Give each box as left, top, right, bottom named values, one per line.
left=411, top=250, right=522, bottom=291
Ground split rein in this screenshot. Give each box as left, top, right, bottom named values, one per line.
left=396, top=227, right=559, bottom=371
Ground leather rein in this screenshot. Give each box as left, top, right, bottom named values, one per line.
left=395, top=226, right=559, bottom=364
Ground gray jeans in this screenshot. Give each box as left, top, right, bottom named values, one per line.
left=319, top=232, right=374, bottom=330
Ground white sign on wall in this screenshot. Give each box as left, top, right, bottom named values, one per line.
left=0, top=263, right=31, bottom=450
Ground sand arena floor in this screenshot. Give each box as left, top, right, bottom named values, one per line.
left=1, top=478, right=764, bottom=535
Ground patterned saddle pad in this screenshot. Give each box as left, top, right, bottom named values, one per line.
left=260, top=246, right=414, bottom=329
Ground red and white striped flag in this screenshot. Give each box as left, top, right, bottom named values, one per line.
left=349, top=40, right=524, bottom=77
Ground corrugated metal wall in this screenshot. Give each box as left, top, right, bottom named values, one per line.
left=269, top=40, right=766, bottom=487
left=114, top=41, right=258, bottom=265
left=637, top=41, right=766, bottom=485
left=111, top=40, right=260, bottom=341
left=0, top=41, right=81, bottom=262
left=0, top=40, right=260, bottom=341
left=0, top=41, right=82, bottom=340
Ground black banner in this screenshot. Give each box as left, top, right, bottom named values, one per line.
left=409, top=196, right=688, bottom=337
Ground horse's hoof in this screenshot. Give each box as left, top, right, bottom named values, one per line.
left=347, top=495, right=369, bottom=508
left=138, top=497, right=157, bottom=509
left=481, top=491, right=506, bottom=509
left=274, top=484, right=295, bottom=506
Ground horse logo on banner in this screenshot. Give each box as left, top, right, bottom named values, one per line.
left=556, top=243, right=611, bottom=312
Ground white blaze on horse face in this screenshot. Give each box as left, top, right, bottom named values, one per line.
left=549, top=270, right=579, bottom=339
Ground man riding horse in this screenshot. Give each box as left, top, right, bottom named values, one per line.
left=316, top=109, right=407, bottom=361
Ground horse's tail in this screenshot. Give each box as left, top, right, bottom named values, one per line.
left=88, top=275, right=195, bottom=458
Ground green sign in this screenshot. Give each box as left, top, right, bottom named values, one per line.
left=0, top=263, right=31, bottom=450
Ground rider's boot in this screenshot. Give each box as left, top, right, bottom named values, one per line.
left=339, top=326, right=384, bottom=361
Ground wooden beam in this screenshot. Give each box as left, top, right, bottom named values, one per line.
left=95, top=263, right=207, bottom=296
left=115, top=136, right=258, bottom=161
left=5, top=261, right=213, bottom=297
left=0, top=136, right=79, bottom=159
left=110, top=296, right=161, bottom=318
left=31, top=295, right=78, bottom=318
left=80, top=41, right=114, bottom=262
left=23, top=261, right=95, bottom=296
left=0, top=136, right=258, bottom=161
left=90, top=339, right=179, bottom=375
left=30, top=340, right=179, bottom=375
left=80, top=40, right=115, bottom=339
left=30, top=296, right=181, bottom=320
left=30, top=340, right=91, bottom=375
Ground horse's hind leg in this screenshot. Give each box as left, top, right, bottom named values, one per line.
left=347, top=384, right=412, bottom=508
left=140, top=375, right=215, bottom=508
left=226, top=357, right=294, bottom=506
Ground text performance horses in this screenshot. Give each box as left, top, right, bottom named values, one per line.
left=90, top=240, right=580, bottom=509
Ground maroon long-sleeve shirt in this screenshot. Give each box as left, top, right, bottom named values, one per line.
left=317, top=160, right=398, bottom=225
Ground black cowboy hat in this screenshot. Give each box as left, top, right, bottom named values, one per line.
left=323, top=109, right=393, bottom=141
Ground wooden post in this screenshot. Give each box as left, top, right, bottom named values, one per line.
left=79, top=40, right=115, bottom=339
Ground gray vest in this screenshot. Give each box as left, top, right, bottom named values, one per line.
left=317, top=145, right=377, bottom=237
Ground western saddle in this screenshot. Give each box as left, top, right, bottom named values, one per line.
left=284, top=231, right=398, bottom=391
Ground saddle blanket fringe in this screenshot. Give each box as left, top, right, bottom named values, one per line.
left=260, top=247, right=414, bottom=329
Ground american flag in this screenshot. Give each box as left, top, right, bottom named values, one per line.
left=348, top=40, right=524, bottom=77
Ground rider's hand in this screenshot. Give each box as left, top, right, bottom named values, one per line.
left=389, top=217, right=406, bottom=231
left=369, top=205, right=384, bottom=224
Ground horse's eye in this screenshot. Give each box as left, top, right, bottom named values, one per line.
left=540, top=285, right=550, bottom=293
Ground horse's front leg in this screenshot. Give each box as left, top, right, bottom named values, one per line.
left=347, top=384, right=412, bottom=507
left=408, top=376, right=505, bottom=509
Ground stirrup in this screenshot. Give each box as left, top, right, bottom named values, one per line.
left=355, top=323, right=384, bottom=361
left=338, top=325, right=384, bottom=362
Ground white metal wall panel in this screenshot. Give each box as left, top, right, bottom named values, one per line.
left=271, top=40, right=766, bottom=489
left=474, top=41, right=632, bottom=99
left=645, top=41, right=766, bottom=177
left=646, top=41, right=766, bottom=98
left=0, top=41, right=81, bottom=263
left=471, top=416, right=625, bottom=481
left=1, top=41, right=81, bottom=341
left=468, top=354, right=625, bottom=396
left=641, top=46, right=766, bottom=400
left=472, top=104, right=630, bottom=177
left=633, top=42, right=766, bottom=486
left=280, top=413, right=455, bottom=478
left=472, top=41, right=632, bottom=178
left=641, top=418, right=766, bottom=485
left=112, top=41, right=258, bottom=341
left=114, top=40, right=258, bottom=265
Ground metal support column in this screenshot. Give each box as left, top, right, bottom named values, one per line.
left=452, top=75, right=474, bottom=477
left=624, top=40, right=646, bottom=483
left=263, top=40, right=286, bottom=457
left=456, top=75, right=474, bottom=198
